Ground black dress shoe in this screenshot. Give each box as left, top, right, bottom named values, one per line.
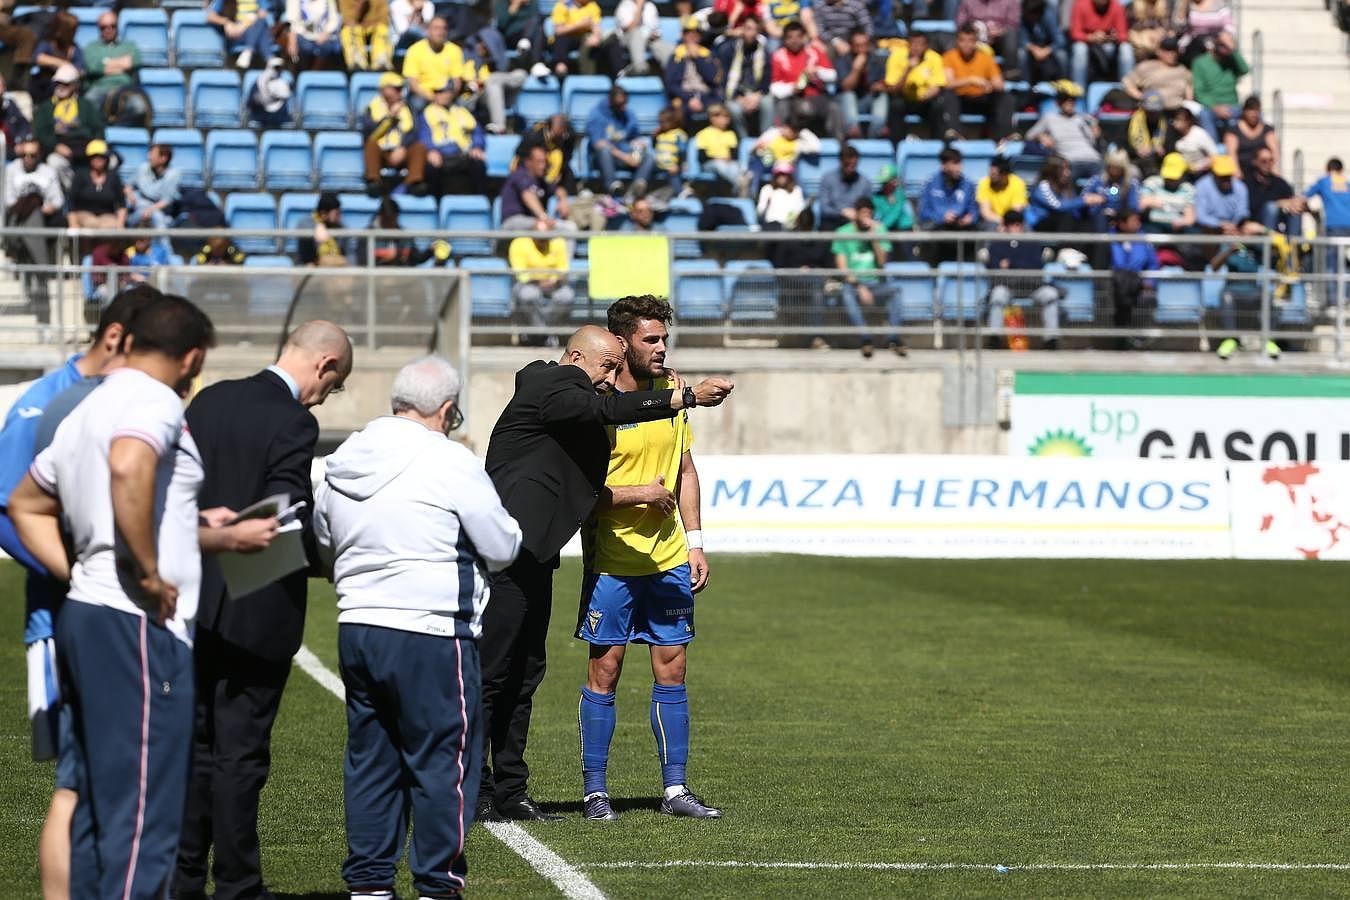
left=476, top=796, right=505, bottom=823
left=497, top=796, right=564, bottom=822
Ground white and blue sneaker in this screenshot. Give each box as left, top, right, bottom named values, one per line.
left=583, top=792, right=619, bottom=821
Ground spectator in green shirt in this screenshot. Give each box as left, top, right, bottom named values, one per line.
left=872, top=164, right=914, bottom=231
left=82, top=11, right=141, bottom=111
left=831, top=198, right=906, bottom=358
left=1191, top=32, right=1247, bottom=141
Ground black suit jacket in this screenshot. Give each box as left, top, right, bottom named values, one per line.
left=186, top=370, right=320, bottom=661
left=485, top=361, right=677, bottom=564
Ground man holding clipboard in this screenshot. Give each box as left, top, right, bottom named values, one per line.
left=174, top=321, right=353, bottom=900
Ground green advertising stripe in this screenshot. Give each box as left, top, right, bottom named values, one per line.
left=1014, top=372, right=1350, bottom=397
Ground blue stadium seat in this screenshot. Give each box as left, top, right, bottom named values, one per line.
left=296, top=71, right=350, bottom=130
left=189, top=70, right=242, bottom=129
left=937, top=261, right=987, bottom=321
left=79, top=254, right=96, bottom=303
left=911, top=19, right=956, bottom=47
left=850, top=139, right=894, bottom=186
left=260, top=131, right=313, bottom=190
left=485, top=133, right=520, bottom=178
left=1154, top=267, right=1202, bottom=324
left=898, top=139, right=945, bottom=196
left=707, top=197, right=757, bottom=229
left=672, top=260, right=725, bottom=320
left=106, top=126, right=150, bottom=174
left=953, top=139, right=998, bottom=182
left=224, top=192, right=279, bottom=254
left=795, top=138, right=838, bottom=196
left=171, top=10, right=226, bottom=69
left=616, top=76, right=664, bottom=133
left=536, top=0, right=558, bottom=17
left=440, top=195, right=492, bottom=257
left=278, top=192, right=317, bottom=252
left=1045, top=262, right=1096, bottom=323
left=664, top=198, right=701, bottom=258
left=242, top=69, right=295, bottom=127
left=725, top=260, right=778, bottom=321
left=244, top=255, right=294, bottom=267
left=886, top=261, right=937, bottom=322
left=139, top=68, right=185, bottom=128
left=339, top=193, right=380, bottom=224
left=120, top=9, right=169, bottom=67
left=72, top=7, right=99, bottom=50
left=205, top=129, right=259, bottom=190
left=1088, top=81, right=1127, bottom=121
left=313, top=132, right=366, bottom=192
left=151, top=128, right=204, bottom=187
left=657, top=16, right=681, bottom=46
left=1278, top=282, right=1311, bottom=326
left=460, top=256, right=514, bottom=318
left=393, top=194, right=438, bottom=247
left=515, top=77, right=561, bottom=128
left=562, top=75, right=612, bottom=132
left=349, top=71, right=383, bottom=119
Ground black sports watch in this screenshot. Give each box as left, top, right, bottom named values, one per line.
left=682, top=386, right=697, bottom=410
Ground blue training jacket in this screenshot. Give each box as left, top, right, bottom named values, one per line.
left=0, top=355, right=83, bottom=508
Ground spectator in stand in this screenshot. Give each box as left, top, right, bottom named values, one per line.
left=1126, top=0, right=1171, bottom=61
left=206, top=0, right=279, bottom=70
left=82, top=11, right=141, bottom=113
left=1209, top=240, right=1281, bottom=360
left=1126, top=89, right=1169, bottom=177
left=770, top=20, right=839, bottom=139
left=814, top=0, right=870, bottom=58
left=609, top=0, right=671, bottom=76
left=1194, top=154, right=1249, bottom=234
left=0, top=74, right=32, bottom=148
left=769, top=207, right=834, bottom=349
left=872, top=164, right=913, bottom=234
left=33, top=65, right=102, bottom=190
left=492, top=0, right=544, bottom=73
left=128, top=225, right=172, bottom=278
left=748, top=115, right=821, bottom=192
left=918, top=147, right=978, bottom=262
left=976, top=156, right=1028, bottom=228
left=517, top=114, right=577, bottom=200
left=1020, top=0, right=1068, bottom=83
left=419, top=78, right=486, bottom=196
left=360, top=72, right=429, bottom=197
left=361, top=197, right=453, bottom=266
left=984, top=210, right=1062, bottom=349
left=339, top=0, right=391, bottom=70
left=588, top=85, right=655, bottom=198
left=0, top=4, right=35, bottom=92
left=1179, top=0, right=1233, bottom=64
left=403, top=19, right=464, bottom=111
left=1069, top=0, right=1134, bottom=88
left=193, top=236, right=247, bottom=265
left=549, top=0, right=602, bottom=78
left=462, top=31, right=528, bottom=135
left=1246, top=146, right=1304, bottom=235
left=817, top=143, right=873, bottom=231
left=1304, top=157, right=1350, bottom=280
left=392, top=0, right=436, bottom=52
left=299, top=192, right=355, bottom=266
left=1026, top=81, right=1102, bottom=180
left=621, top=195, right=658, bottom=231
left=128, top=143, right=180, bottom=229
left=1191, top=31, right=1247, bottom=140
left=716, top=15, right=773, bottom=138
left=1109, top=208, right=1157, bottom=347
left=67, top=139, right=126, bottom=233
left=694, top=105, right=742, bottom=192
left=31, top=11, right=83, bottom=105
left=1027, top=153, right=1104, bottom=232
left=1171, top=103, right=1217, bottom=176
left=757, top=161, right=805, bottom=229
left=246, top=55, right=292, bottom=129
left=286, top=0, right=343, bottom=66
left=663, top=17, right=722, bottom=120
left=884, top=31, right=955, bottom=142
left=837, top=29, right=888, bottom=139
left=508, top=219, right=575, bottom=344
left=832, top=198, right=902, bottom=358
left=957, top=0, right=1021, bottom=77
left=713, top=0, right=768, bottom=29
left=3, top=137, right=64, bottom=286
left=651, top=106, right=689, bottom=194
left=87, top=238, right=132, bottom=301
left=501, top=144, right=580, bottom=240
left=1224, top=96, right=1278, bottom=179
left=1122, top=36, right=1190, bottom=111
left=1139, top=152, right=1196, bottom=234
left=1081, top=148, right=1139, bottom=233
left=763, top=0, right=819, bottom=43
left=943, top=23, right=1014, bottom=141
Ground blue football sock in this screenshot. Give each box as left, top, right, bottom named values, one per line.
left=579, top=686, right=616, bottom=796
left=650, top=682, right=689, bottom=789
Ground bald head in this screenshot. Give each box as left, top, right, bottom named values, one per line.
left=562, top=326, right=625, bottom=393
left=276, top=320, right=353, bottom=407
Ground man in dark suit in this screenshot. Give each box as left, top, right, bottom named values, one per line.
left=174, top=321, right=353, bottom=900
left=479, top=325, right=733, bottom=822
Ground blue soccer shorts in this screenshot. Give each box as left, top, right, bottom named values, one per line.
left=577, top=564, right=695, bottom=647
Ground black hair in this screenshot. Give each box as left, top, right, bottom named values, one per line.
left=95, top=284, right=161, bottom=341
left=126, top=293, right=216, bottom=358
left=957, top=22, right=979, bottom=36
left=1003, top=209, right=1024, bottom=225
left=608, top=295, right=674, bottom=339
left=856, top=197, right=875, bottom=212
left=1330, top=158, right=1345, bottom=172
left=989, top=156, right=1011, bottom=174
left=783, top=19, right=805, bottom=34
left=939, top=147, right=963, bottom=164
left=840, top=143, right=860, bottom=161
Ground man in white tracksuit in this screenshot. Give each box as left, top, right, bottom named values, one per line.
left=314, top=355, right=522, bottom=900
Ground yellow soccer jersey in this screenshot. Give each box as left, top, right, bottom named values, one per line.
left=584, top=376, right=694, bottom=577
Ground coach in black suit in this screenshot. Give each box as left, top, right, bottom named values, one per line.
left=174, top=321, right=353, bottom=900
left=479, top=325, right=732, bottom=822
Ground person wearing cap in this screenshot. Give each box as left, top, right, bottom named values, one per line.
left=205, top=0, right=280, bottom=70
left=548, top=0, right=602, bottom=78
left=882, top=31, right=954, bottom=142
left=128, top=143, right=182, bottom=231
left=1126, top=88, right=1170, bottom=178
left=1170, top=103, right=1218, bottom=176
left=587, top=85, right=655, bottom=198
left=33, top=63, right=103, bottom=189
left=418, top=77, right=487, bottom=196
left=285, top=0, right=343, bottom=64
left=872, top=163, right=914, bottom=233
left=1122, top=35, right=1191, bottom=111
left=82, top=10, right=141, bottom=111
left=715, top=15, right=773, bottom=138
left=245, top=56, right=292, bottom=129
left=299, top=192, right=356, bottom=266
left=1068, top=0, right=1133, bottom=88
left=1194, top=154, right=1249, bottom=235
left=942, top=22, right=1014, bottom=141
left=508, top=219, right=576, bottom=343
left=757, top=161, right=805, bottom=228
left=360, top=71, right=429, bottom=198
left=1139, top=152, right=1197, bottom=234
left=837, top=29, right=889, bottom=140
left=1192, top=31, right=1248, bottom=140
left=817, top=143, right=873, bottom=231
left=975, top=156, right=1027, bottom=228
left=662, top=17, right=722, bottom=120
left=402, top=17, right=464, bottom=108
left=770, top=20, right=839, bottom=139
left=1026, top=81, right=1102, bottom=180
left=66, top=139, right=126, bottom=247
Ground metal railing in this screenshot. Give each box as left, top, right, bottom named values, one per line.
left=1251, top=29, right=1264, bottom=103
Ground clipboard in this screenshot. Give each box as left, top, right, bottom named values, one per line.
left=216, top=493, right=309, bottom=599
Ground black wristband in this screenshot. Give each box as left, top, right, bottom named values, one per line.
left=682, top=386, right=696, bottom=410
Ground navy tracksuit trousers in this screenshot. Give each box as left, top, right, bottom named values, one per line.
left=339, top=623, right=482, bottom=898
left=57, top=600, right=194, bottom=900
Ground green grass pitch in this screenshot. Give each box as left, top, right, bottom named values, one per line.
left=0, top=557, right=1346, bottom=898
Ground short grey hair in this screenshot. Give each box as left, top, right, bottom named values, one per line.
left=390, top=355, right=461, bottom=415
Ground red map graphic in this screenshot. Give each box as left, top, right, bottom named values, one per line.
left=1259, top=463, right=1349, bottom=559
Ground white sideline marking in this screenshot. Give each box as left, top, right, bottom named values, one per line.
left=292, top=644, right=608, bottom=900
left=580, top=861, right=1350, bottom=873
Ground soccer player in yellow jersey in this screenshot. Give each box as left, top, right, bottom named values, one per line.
left=577, top=295, right=721, bottom=821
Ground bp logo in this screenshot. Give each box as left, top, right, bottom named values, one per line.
left=1027, top=429, right=1093, bottom=457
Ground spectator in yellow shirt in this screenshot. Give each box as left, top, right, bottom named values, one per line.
left=884, top=32, right=957, bottom=141
left=694, top=104, right=742, bottom=191
left=508, top=219, right=575, bottom=345
left=401, top=18, right=464, bottom=109
left=549, top=0, right=602, bottom=78
left=976, top=157, right=1029, bottom=228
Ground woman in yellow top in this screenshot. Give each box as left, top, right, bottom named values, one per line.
left=549, top=0, right=602, bottom=78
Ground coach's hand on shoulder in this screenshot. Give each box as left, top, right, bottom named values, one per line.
left=640, top=475, right=677, bottom=517
left=692, top=377, right=734, bottom=407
